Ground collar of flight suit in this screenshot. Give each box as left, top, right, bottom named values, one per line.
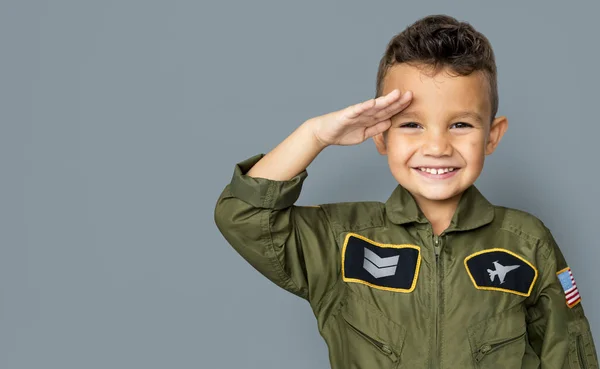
left=384, top=184, right=495, bottom=232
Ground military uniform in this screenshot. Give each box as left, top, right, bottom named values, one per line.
left=214, top=153, right=599, bottom=369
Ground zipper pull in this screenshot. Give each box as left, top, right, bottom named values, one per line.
left=381, top=345, right=398, bottom=362
left=475, top=344, right=492, bottom=362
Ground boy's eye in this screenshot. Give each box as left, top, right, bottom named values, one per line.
left=451, top=122, right=473, bottom=129
left=399, top=122, right=421, bottom=129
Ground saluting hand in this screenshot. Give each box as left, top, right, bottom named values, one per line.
left=245, top=89, right=413, bottom=181
left=309, top=89, right=413, bottom=147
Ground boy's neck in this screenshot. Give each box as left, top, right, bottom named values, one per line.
left=414, top=193, right=463, bottom=236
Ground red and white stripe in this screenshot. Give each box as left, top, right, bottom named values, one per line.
left=564, top=270, right=581, bottom=306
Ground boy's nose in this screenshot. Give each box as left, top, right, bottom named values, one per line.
left=421, top=132, right=452, bottom=157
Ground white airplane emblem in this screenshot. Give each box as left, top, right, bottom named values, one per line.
left=487, top=261, right=520, bottom=284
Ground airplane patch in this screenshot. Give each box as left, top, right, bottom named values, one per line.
left=464, top=249, right=538, bottom=297
left=342, top=233, right=421, bottom=293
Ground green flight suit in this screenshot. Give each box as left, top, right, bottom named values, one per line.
left=214, top=153, right=599, bottom=369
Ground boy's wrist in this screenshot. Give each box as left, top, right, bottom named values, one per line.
left=303, top=118, right=330, bottom=151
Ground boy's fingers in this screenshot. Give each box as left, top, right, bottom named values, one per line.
left=374, top=90, right=413, bottom=120
left=364, top=119, right=392, bottom=138
left=346, top=98, right=376, bottom=119
left=363, top=90, right=410, bottom=118
left=364, top=89, right=401, bottom=115
left=345, top=89, right=407, bottom=121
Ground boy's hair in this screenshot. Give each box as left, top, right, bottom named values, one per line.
left=375, top=14, right=498, bottom=122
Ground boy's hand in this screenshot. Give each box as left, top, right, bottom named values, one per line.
left=309, top=89, right=413, bottom=147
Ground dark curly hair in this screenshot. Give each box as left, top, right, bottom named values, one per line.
left=375, top=15, right=498, bottom=121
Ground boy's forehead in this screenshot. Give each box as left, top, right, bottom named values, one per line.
left=382, top=63, right=491, bottom=118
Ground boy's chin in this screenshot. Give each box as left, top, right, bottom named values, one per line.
left=420, top=192, right=462, bottom=202
left=404, top=185, right=467, bottom=203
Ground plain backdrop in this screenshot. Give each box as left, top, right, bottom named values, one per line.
left=2, top=0, right=599, bottom=368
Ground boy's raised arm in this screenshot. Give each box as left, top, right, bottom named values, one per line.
left=246, top=89, right=412, bottom=180
left=214, top=90, right=413, bottom=306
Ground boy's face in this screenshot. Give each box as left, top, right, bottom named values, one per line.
left=373, top=63, right=508, bottom=206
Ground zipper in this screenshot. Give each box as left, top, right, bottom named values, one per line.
left=343, top=316, right=399, bottom=362
left=474, top=331, right=527, bottom=362
left=432, top=233, right=442, bottom=369
left=577, top=334, right=588, bottom=369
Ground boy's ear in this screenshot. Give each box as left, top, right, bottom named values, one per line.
left=485, top=115, right=508, bottom=155
left=373, top=132, right=388, bottom=155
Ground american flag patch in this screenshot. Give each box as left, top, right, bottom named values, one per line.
left=557, top=267, right=581, bottom=308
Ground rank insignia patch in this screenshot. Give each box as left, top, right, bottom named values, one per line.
left=342, top=233, right=421, bottom=293
left=464, top=249, right=538, bottom=297
left=557, top=267, right=581, bottom=308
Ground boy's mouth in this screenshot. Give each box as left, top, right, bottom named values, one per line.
left=412, top=167, right=460, bottom=179
left=415, top=167, right=457, bottom=175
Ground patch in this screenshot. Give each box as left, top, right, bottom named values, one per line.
left=464, top=248, right=538, bottom=297
left=557, top=267, right=581, bottom=308
left=342, top=233, right=421, bottom=293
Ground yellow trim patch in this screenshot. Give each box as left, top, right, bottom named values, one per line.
left=341, top=232, right=421, bottom=293
left=464, top=248, right=538, bottom=297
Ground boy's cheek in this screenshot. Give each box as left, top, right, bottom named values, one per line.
left=454, top=136, right=486, bottom=154
left=387, top=134, right=418, bottom=152
left=384, top=138, right=411, bottom=156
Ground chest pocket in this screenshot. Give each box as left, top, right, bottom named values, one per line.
left=467, top=306, right=528, bottom=368
left=338, top=294, right=406, bottom=369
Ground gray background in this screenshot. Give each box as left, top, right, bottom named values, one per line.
left=2, top=0, right=598, bottom=368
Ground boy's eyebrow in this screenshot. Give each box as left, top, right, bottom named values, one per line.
left=450, top=111, right=484, bottom=124
left=395, top=111, right=484, bottom=123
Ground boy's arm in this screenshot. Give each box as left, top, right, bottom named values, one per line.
left=527, top=229, right=598, bottom=369
left=245, top=89, right=411, bottom=181
left=245, top=119, right=327, bottom=181
left=213, top=119, right=334, bottom=303
left=214, top=90, right=413, bottom=305
left=214, top=152, right=338, bottom=303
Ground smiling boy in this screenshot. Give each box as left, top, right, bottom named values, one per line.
left=214, top=14, right=598, bottom=368
left=372, top=61, right=506, bottom=236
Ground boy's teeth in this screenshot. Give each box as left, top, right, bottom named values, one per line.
left=419, top=167, right=455, bottom=174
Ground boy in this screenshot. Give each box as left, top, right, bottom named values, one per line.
left=214, top=14, right=598, bottom=368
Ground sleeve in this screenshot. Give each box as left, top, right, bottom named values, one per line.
left=526, top=228, right=599, bottom=369
left=213, top=153, right=340, bottom=306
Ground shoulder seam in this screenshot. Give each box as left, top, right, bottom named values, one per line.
left=499, top=223, right=542, bottom=244
left=498, top=224, right=552, bottom=261
left=318, top=202, right=386, bottom=231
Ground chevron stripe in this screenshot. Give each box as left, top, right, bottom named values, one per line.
left=364, top=248, right=399, bottom=267
left=362, top=248, right=399, bottom=278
